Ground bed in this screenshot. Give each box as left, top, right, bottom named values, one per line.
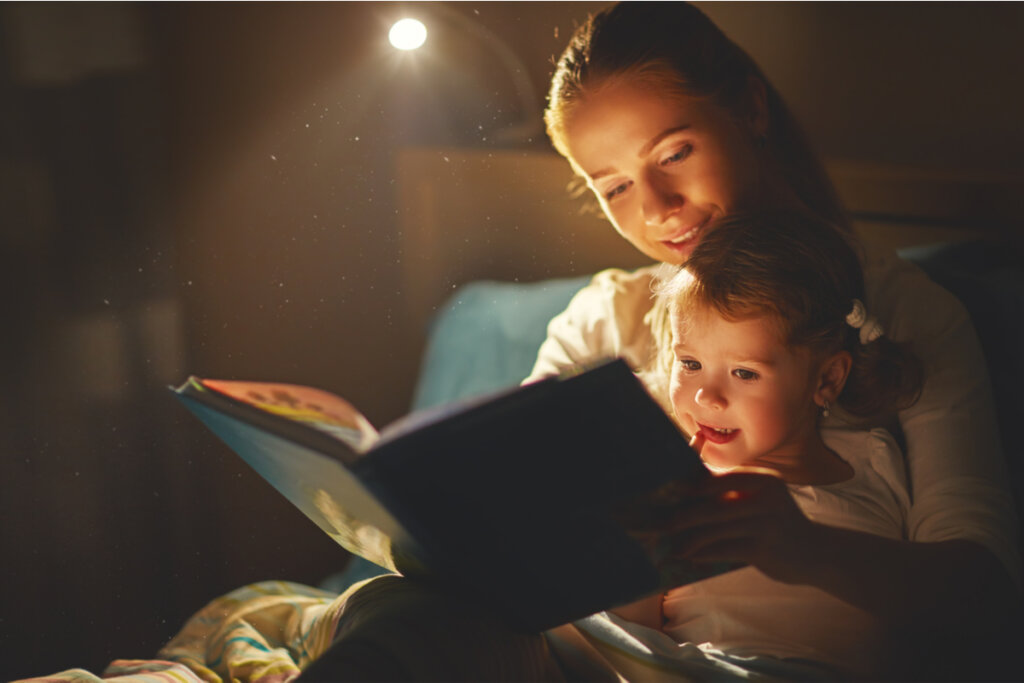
left=23, top=147, right=1024, bottom=682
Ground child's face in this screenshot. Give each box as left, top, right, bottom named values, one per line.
left=562, top=78, right=763, bottom=265
left=669, top=308, right=821, bottom=471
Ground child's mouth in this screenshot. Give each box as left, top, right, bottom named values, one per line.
left=698, top=423, right=740, bottom=444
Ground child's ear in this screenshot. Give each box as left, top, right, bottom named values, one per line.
left=814, top=351, right=852, bottom=407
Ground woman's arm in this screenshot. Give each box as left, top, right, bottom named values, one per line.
left=807, top=528, right=1015, bottom=634
left=865, top=247, right=1021, bottom=584
left=670, top=471, right=1018, bottom=661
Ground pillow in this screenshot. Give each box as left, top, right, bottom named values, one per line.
left=410, top=276, right=592, bottom=411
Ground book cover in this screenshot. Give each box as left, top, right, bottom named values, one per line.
left=173, top=358, right=725, bottom=631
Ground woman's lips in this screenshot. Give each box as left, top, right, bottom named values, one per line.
left=698, top=423, right=740, bottom=445
left=661, top=216, right=710, bottom=254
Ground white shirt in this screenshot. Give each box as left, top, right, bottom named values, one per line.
left=662, top=428, right=909, bottom=678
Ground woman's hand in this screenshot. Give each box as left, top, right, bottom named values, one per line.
left=660, top=468, right=820, bottom=584
left=616, top=432, right=821, bottom=584
left=611, top=433, right=708, bottom=547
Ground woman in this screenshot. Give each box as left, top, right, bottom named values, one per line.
left=529, top=1, right=1019, bottom=677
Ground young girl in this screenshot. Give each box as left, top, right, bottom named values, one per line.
left=574, top=210, right=924, bottom=680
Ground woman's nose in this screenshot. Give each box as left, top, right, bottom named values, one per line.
left=641, top=175, right=684, bottom=226
left=695, top=385, right=726, bottom=410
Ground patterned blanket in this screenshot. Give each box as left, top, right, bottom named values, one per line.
left=18, top=580, right=364, bottom=683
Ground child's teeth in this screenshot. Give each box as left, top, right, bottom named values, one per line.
left=712, top=427, right=734, bottom=434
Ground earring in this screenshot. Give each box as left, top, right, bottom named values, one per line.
left=821, top=400, right=831, bottom=419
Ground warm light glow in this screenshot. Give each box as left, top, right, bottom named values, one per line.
left=389, top=18, right=427, bottom=51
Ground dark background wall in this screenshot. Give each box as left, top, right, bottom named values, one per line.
left=1, top=2, right=1021, bottom=679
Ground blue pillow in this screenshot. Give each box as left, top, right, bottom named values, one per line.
left=411, top=276, right=592, bottom=411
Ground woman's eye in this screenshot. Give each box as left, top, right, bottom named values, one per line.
left=733, top=368, right=759, bottom=381
left=660, top=144, right=692, bottom=166
left=603, top=180, right=631, bottom=200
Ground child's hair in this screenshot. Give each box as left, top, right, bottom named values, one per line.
left=545, top=2, right=850, bottom=232
left=651, top=211, right=923, bottom=418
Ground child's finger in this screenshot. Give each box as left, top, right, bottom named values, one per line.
left=688, top=430, right=706, bottom=455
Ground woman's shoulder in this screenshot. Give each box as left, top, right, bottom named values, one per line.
left=524, top=264, right=661, bottom=383
left=585, top=264, right=663, bottom=297
left=860, top=241, right=970, bottom=341
left=558, top=264, right=662, bottom=329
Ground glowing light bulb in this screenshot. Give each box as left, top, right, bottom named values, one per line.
left=389, top=18, right=427, bottom=51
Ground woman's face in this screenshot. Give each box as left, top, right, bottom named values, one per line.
left=563, top=78, right=765, bottom=265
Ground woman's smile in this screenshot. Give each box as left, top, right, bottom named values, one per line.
left=660, top=215, right=712, bottom=257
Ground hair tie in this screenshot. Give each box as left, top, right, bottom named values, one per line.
left=845, top=299, right=884, bottom=344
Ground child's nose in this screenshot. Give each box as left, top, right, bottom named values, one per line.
left=695, top=385, right=726, bottom=410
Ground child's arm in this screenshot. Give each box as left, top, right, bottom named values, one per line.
left=609, top=593, right=664, bottom=630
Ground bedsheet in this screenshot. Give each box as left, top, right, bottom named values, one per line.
left=18, top=580, right=359, bottom=683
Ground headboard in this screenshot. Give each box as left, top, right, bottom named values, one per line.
left=395, top=145, right=1023, bottom=334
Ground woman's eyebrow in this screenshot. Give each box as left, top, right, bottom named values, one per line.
left=587, top=124, right=692, bottom=181
left=639, top=124, right=691, bottom=157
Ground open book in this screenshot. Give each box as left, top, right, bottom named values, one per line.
left=173, top=358, right=733, bottom=632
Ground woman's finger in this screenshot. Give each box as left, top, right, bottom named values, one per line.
left=667, top=493, right=766, bottom=530
left=668, top=476, right=793, bottom=530
left=669, top=518, right=766, bottom=556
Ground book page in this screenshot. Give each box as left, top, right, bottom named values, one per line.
left=177, top=395, right=414, bottom=571
left=201, top=379, right=379, bottom=453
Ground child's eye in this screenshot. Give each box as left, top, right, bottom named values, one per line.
left=732, top=368, right=759, bottom=381
left=678, top=359, right=701, bottom=372
left=660, top=144, right=693, bottom=166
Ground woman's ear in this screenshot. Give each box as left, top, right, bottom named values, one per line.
left=814, top=351, right=852, bottom=407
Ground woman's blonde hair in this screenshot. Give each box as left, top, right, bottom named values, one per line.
left=650, top=211, right=922, bottom=418
left=546, top=2, right=850, bottom=232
